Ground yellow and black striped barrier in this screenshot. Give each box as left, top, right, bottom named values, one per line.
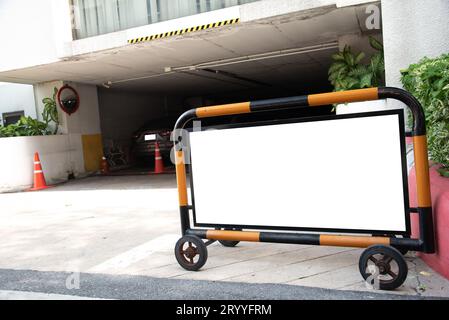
left=172, top=87, right=436, bottom=290
left=128, top=18, right=240, bottom=44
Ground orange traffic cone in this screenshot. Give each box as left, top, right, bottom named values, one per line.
left=29, top=152, right=51, bottom=191
left=100, top=156, right=109, bottom=175
left=154, top=142, right=165, bottom=174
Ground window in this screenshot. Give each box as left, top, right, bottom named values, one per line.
left=2, top=111, right=24, bottom=126
left=72, top=0, right=260, bottom=39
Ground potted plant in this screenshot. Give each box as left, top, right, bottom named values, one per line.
left=328, top=36, right=386, bottom=114
left=401, top=53, right=449, bottom=280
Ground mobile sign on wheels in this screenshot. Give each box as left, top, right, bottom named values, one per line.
left=172, top=87, right=435, bottom=291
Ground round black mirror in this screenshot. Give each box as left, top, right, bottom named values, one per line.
left=57, top=85, right=80, bottom=115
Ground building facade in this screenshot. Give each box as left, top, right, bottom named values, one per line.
left=0, top=0, right=448, bottom=191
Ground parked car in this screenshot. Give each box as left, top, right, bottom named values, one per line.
left=131, top=117, right=177, bottom=164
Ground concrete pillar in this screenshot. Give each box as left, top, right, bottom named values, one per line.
left=382, top=0, right=449, bottom=112
left=61, top=82, right=103, bottom=172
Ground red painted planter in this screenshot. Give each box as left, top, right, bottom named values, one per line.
left=409, top=164, right=449, bottom=280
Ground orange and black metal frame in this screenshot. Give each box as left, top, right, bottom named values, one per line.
left=173, top=87, right=435, bottom=254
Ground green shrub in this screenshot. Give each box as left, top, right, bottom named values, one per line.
left=0, top=87, right=59, bottom=138
left=328, top=36, right=385, bottom=91
left=0, top=116, right=51, bottom=137
left=401, top=54, right=449, bottom=177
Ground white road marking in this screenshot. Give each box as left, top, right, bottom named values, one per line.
left=0, top=290, right=106, bottom=300
left=89, top=234, right=179, bottom=273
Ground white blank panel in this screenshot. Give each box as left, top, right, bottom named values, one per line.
left=189, top=113, right=407, bottom=232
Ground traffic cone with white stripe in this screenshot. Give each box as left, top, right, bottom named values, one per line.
left=153, top=142, right=165, bottom=174
left=29, top=152, right=51, bottom=191
left=100, top=156, right=109, bottom=175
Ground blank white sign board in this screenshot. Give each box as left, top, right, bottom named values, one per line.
left=189, top=112, right=407, bottom=233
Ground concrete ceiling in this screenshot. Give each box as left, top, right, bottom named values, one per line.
left=0, top=4, right=378, bottom=97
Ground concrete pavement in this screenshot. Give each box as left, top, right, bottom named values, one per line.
left=1, top=175, right=448, bottom=299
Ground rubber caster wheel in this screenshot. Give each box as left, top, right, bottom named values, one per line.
left=359, top=245, right=408, bottom=291
left=217, top=228, right=241, bottom=247
left=219, top=240, right=240, bottom=247
left=175, top=235, right=208, bottom=271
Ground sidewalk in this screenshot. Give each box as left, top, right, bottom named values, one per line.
left=1, top=175, right=448, bottom=299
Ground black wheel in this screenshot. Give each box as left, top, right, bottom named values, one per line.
left=219, top=240, right=240, bottom=247
left=217, top=228, right=241, bottom=247
left=359, top=245, right=408, bottom=291
left=175, top=235, right=208, bottom=271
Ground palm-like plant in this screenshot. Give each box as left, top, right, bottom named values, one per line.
left=42, top=87, right=60, bottom=134
left=329, top=37, right=385, bottom=91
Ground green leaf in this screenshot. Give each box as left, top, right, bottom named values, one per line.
left=355, top=52, right=365, bottom=64
left=349, top=65, right=369, bottom=77
left=369, top=36, right=383, bottom=51
left=346, top=77, right=359, bottom=89
left=328, top=62, right=347, bottom=74
left=332, top=53, right=345, bottom=61
left=360, top=73, right=373, bottom=88
left=42, top=98, right=53, bottom=105
left=53, top=87, right=59, bottom=100
left=437, top=167, right=449, bottom=178
left=344, top=51, right=355, bottom=66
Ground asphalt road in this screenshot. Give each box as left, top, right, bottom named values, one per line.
left=0, top=268, right=442, bottom=300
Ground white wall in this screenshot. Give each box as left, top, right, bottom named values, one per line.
left=382, top=0, right=449, bottom=91
left=0, top=134, right=84, bottom=193
left=0, top=0, right=72, bottom=72
left=381, top=0, right=449, bottom=126
left=34, top=81, right=102, bottom=136
left=0, top=83, right=37, bottom=123
left=61, top=82, right=102, bottom=135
